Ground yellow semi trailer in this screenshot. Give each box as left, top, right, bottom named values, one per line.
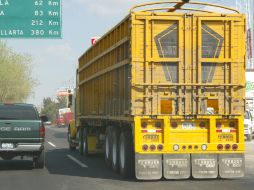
left=68, top=1, right=246, bottom=180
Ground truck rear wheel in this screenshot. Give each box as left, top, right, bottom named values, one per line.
left=34, top=150, right=45, bottom=169
left=68, top=127, right=76, bottom=151
left=112, top=128, right=120, bottom=172
left=78, top=128, right=84, bottom=155
left=119, top=130, right=134, bottom=178
left=105, top=126, right=113, bottom=168
left=82, top=127, right=89, bottom=157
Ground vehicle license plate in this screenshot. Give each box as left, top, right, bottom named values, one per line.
left=182, top=122, right=195, bottom=129
left=1, top=143, right=14, bottom=149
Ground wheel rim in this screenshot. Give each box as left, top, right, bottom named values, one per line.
left=83, top=138, right=86, bottom=153
left=106, top=134, right=110, bottom=158
left=77, top=131, right=82, bottom=151
left=112, top=135, right=117, bottom=166
left=120, top=136, right=125, bottom=169
left=68, top=130, right=71, bottom=141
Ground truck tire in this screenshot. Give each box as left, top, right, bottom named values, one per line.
left=68, top=127, right=76, bottom=151
left=119, top=130, right=134, bottom=178
left=78, top=128, right=84, bottom=155
left=105, top=126, right=113, bottom=168
left=247, top=134, right=252, bottom=141
left=112, top=127, right=120, bottom=172
left=82, top=127, right=89, bottom=157
left=34, top=150, right=45, bottom=169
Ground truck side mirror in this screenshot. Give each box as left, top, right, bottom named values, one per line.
left=40, top=115, right=48, bottom=122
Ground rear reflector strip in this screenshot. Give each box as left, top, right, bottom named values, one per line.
left=216, top=129, right=237, bottom=133
left=141, top=129, right=162, bottom=133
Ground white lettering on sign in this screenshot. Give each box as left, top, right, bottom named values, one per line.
left=0, top=127, right=11, bottom=132
left=48, top=1, right=59, bottom=6
left=194, top=159, right=216, bottom=168
left=222, top=158, right=243, bottom=167
left=13, top=127, right=31, bottom=132
left=48, top=20, right=59, bottom=26
left=0, top=29, right=24, bottom=36
left=0, top=0, right=9, bottom=6
left=0, top=10, right=4, bottom=16
left=48, top=30, right=59, bottom=36
left=48, top=10, right=59, bottom=17
left=138, top=159, right=160, bottom=169
left=166, top=159, right=188, bottom=168
left=34, top=0, right=43, bottom=6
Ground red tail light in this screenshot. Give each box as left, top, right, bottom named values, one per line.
left=155, top=122, right=162, bottom=128
left=157, top=144, right=163, bottom=151
left=216, top=122, right=222, bottom=129
left=225, top=144, right=231, bottom=150
left=150, top=144, right=156, bottom=151
left=141, top=122, right=147, bottom=129
left=171, top=122, right=178, bottom=128
left=40, top=123, right=45, bottom=141
left=229, top=121, right=236, bottom=128
left=199, top=122, right=206, bottom=128
left=142, top=144, right=148, bottom=151
left=232, top=144, right=238, bottom=151
left=217, top=144, right=223, bottom=150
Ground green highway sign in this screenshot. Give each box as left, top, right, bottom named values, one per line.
left=246, top=81, right=254, bottom=91
left=0, top=0, right=61, bottom=39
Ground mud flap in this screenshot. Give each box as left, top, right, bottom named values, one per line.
left=135, top=154, right=162, bottom=180
left=163, top=154, right=191, bottom=179
left=219, top=154, right=245, bottom=178
left=192, top=154, right=218, bottom=179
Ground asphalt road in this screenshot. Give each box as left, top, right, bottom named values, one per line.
left=0, top=125, right=254, bottom=190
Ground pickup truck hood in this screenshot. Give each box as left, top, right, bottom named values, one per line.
left=0, top=120, right=42, bottom=142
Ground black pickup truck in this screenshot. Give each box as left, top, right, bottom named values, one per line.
left=0, top=103, right=47, bottom=168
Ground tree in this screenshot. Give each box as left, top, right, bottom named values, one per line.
left=41, top=97, right=58, bottom=122
left=0, top=41, right=36, bottom=102
left=56, top=96, right=67, bottom=109
left=41, top=96, right=68, bottom=122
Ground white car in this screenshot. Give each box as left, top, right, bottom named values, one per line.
left=244, top=110, right=254, bottom=141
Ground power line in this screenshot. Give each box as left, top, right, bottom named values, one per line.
left=194, top=0, right=223, bottom=10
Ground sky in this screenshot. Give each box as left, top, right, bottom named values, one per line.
left=4, top=0, right=253, bottom=106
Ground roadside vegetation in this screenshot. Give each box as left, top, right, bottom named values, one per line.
left=0, top=41, right=36, bottom=102
left=41, top=96, right=67, bottom=122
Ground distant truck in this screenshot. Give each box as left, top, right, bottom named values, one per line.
left=0, top=103, right=47, bottom=168
left=68, top=1, right=246, bottom=180
left=56, top=108, right=73, bottom=127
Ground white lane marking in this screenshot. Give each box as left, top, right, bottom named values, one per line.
left=67, top=155, right=88, bottom=168
left=47, top=141, right=57, bottom=148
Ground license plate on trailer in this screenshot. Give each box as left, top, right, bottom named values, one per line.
left=143, top=134, right=159, bottom=143
left=218, top=134, right=234, bottom=141
left=1, top=143, right=14, bottom=149
left=182, top=122, right=195, bottom=129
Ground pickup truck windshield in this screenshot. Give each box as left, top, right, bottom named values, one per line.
left=0, top=105, right=39, bottom=120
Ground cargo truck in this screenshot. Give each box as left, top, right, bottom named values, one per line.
left=68, top=1, right=246, bottom=180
